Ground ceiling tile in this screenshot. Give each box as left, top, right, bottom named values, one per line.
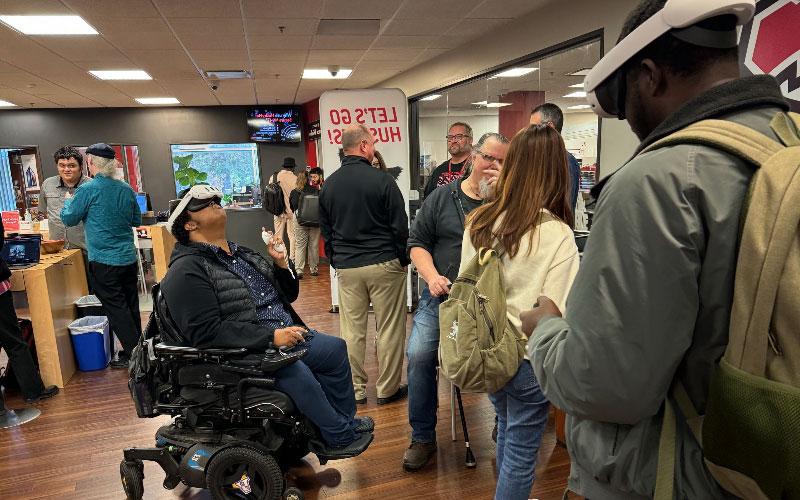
left=155, top=0, right=241, bottom=18
left=371, top=35, right=438, bottom=49
left=394, top=0, right=482, bottom=19
left=244, top=18, right=319, bottom=36
left=415, top=48, right=450, bottom=64
left=126, top=50, right=198, bottom=75
left=294, top=89, right=322, bottom=104
left=361, top=48, right=423, bottom=62
left=37, top=37, right=131, bottom=64
left=190, top=50, right=249, bottom=64
left=310, top=35, right=375, bottom=50
left=255, top=89, right=296, bottom=105
left=467, top=0, right=556, bottom=19
left=105, top=80, right=168, bottom=97
left=103, top=30, right=182, bottom=50
left=242, top=0, right=323, bottom=19
left=381, top=18, right=447, bottom=36
left=178, top=34, right=247, bottom=51
left=305, top=49, right=365, bottom=65
left=447, top=18, right=513, bottom=38
left=355, top=60, right=414, bottom=72
left=0, top=0, right=74, bottom=15
left=252, top=61, right=305, bottom=78
left=254, top=79, right=300, bottom=94
left=250, top=49, right=310, bottom=62
left=65, top=0, right=161, bottom=18
left=320, top=0, right=403, bottom=19
left=248, top=35, right=312, bottom=51
left=429, top=33, right=474, bottom=50
left=213, top=79, right=256, bottom=105
left=169, top=18, right=243, bottom=36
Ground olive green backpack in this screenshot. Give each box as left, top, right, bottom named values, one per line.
left=650, top=112, right=800, bottom=500
left=438, top=248, right=527, bottom=394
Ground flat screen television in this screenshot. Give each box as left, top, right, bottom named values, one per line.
left=135, top=192, right=152, bottom=213
left=247, top=106, right=302, bottom=143
left=171, top=143, right=261, bottom=208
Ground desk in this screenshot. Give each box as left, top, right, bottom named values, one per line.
left=149, top=224, right=175, bottom=282
left=11, top=249, right=89, bottom=388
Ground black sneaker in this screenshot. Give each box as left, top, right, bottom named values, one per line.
left=25, top=385, right=59, bottom=403
left=402, top=441, right=437, bottom=471
left=110, top=355, right=130, bottom=369
left=311, top=271, right=319, bottom=276
left=355, top=416, right=374, bottom=433
left=355, top=396, right=367, bottom=405
left=377, top=384, right=408, bottom=405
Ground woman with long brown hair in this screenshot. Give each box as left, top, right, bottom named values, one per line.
left=460, top=124, right=579, bottom=500
left=290, top=171, right=322, bottom=278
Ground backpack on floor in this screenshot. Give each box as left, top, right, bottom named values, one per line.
left=295, top=191, right=320, bottom=227
left=438, top=248, right=526, bottom=394
left=263, top=172, right=286, bottom=216
left=651, top=112, right=800, bottom=500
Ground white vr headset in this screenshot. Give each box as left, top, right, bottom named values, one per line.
left=585, top=0, right=756, bottom=119
left=165, top=184, right=224, bottom=233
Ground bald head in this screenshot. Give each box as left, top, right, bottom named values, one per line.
left=341, top=124, right=376, bottom=163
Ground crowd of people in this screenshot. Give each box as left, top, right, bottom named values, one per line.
left=2, top=0, right=794, bottom=498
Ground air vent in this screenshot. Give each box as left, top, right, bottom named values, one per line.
left=316, top=19, right=380, bottom=36
left=204, top=70, right=252, bottom=80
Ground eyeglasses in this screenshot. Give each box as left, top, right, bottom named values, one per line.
left=476, top=150, right=504, bottom=166
left=445, top=134, right=470, bottom=142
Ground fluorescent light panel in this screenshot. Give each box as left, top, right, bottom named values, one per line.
left=569, top=83, right=584, bottom=88
left=568, top=104, right=591, bottom=110
left=472, top=100, right=511, bottom=108
left=419, top=94, right=441, bottom=101
left=564, top=91, right=587, bottom=98
left=568, top=68, right=592, bottom=76
left=0, top=15, right=97, bottom=35
left=0, top=100, right=16, bottom=107
left=302, top=68, right=352, bottom=79
left=90, top=70, right=152, bottom=80
left=494, top=67, right=538, bottom=78
left=136, top=97, right=180, bottom=105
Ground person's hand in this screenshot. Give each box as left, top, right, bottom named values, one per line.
left=274, top=326, right=307, bottom=347
left=520, top=296, right=562, bottom=336
left=262, top=226, right=288, bottom=268
left=427, top=275, right=451, bottom=297
left=485, top=166, right=501, bottom=187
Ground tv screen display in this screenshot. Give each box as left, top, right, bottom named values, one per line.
left=247, top=106, right=302, bottom=143
left=171, top=143, right=261, bottom=208
left=135, top=193, right=150, bottom=213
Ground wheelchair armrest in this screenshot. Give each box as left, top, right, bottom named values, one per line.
left=154, top=343, right=249, bottom=357
left=260, top=348, right=307, bottom=373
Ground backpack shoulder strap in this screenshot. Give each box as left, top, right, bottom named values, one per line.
left=641, top=118, right=784, bottom=167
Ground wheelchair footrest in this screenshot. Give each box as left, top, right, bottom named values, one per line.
left=309, top=432, right=374, bottom=462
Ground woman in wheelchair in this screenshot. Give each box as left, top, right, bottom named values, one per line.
left=160, top=185, right=373, bottom=454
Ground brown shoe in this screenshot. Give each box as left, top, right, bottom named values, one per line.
left=402, top=441, right=437, bottom=471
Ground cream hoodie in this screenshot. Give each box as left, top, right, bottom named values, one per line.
left=460, top=211, right=580, bottom=337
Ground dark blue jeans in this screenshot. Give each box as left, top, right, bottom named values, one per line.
left=490, top=361, right=550, bottom=500
left=275, top=330, right=360, bottom=448
left=406, top=289, right=441, bottom=443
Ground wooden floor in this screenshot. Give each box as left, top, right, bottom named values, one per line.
left=0, top=265, right=570, bottom=499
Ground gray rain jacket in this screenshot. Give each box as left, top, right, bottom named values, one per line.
left=528, top=76, right=789, bottom=499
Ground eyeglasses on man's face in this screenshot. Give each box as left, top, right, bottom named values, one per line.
left=476, top=150, right=504, bottom=166
left=445, top=134, right=470, bottom=142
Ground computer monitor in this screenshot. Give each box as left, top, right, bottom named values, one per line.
left=2, top=235, right=41, bottom=268
left=136, top=192, right=152, bottom=214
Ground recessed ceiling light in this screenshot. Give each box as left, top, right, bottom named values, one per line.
left=136, top=97, right=180, bottom=105
left=90, top=70, right=152, bottom=81
left=569, top=83, right=584, bottom=88
left=0, top=15, right=97, bottom=35
left=494, top=67, right=538, bottom=78
left=419, top=94, right=441, bottom=101
left=472, top=100, right=511, bottom=108
left=564, top=91, right=587, bottom=98
left=568, top=68, right=592, bottom=76
left=567, top=104, right=592, bottom=110
left=302, top=68, right=352, bottom=79
left=205, top=70, right=252, bottom=80
left=0, top=100, right=16, bottom=107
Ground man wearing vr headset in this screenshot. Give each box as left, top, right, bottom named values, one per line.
left=159, top=185, right=373, bottom=453
left=521, top=0, right=789, bottom=499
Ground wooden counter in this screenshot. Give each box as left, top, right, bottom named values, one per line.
left=149, top=224, right=175, bottom=282
left=12, top=249, right=89, bottom=388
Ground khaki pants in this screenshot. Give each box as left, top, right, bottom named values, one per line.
left=274, top=214, right=297, bottom=262
left=294, top=224, right=321, bottom=275
left=337, top=259, right=407, bottom=400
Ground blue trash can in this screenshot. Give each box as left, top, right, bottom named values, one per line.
left=68, top=316, right=111, bottom=371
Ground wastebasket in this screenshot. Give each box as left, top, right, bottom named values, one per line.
left=75, top=295, right=103, bottom=318
left=68, top=316, right=111, bottom=371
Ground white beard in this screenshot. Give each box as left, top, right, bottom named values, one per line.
left=478, top=178, right=494, bottom=200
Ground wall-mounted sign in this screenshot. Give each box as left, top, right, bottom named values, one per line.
left=307, top=120, right=321, bottom=140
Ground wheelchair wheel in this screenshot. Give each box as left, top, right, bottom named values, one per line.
left=206, top=446, right=283, bottom=500
left=119, top=460, right=144, bottom=500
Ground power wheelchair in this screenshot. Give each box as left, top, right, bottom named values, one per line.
left=121, top=284, right=373, bottom=500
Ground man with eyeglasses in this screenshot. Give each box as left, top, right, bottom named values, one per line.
left=423, top=122, right=473, bottom=198
left=40, top=146, right=90, bottom=252
left=403, top=132, right=509, bottom=471
left=320, top=124, right=410, bottom=407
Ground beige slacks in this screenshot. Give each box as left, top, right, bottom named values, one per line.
left=293, top=224, right=321, bottom=275
left=273, top=214, right=297, bottom=262
left=337, top=259, right=407, bottom=400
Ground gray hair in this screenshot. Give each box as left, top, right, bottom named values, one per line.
left=463, top=132, right=509, bottom=177
left=341, top=124, right=372, bottom=153
left=88, top=154, right=118, bottom=177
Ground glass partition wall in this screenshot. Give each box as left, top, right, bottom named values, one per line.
left=411, top=34, right=603, bottom=198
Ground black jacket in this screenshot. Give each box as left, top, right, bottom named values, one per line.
left=160, top=241, right=302, bottom=350
left=0, top=219, right=10, bottom=281
left=319, top=155, right=410, bottom=269
left=408, top=179, right=481, bottom=282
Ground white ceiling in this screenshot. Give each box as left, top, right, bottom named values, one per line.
left=0, top=0, right=556, bottom=108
